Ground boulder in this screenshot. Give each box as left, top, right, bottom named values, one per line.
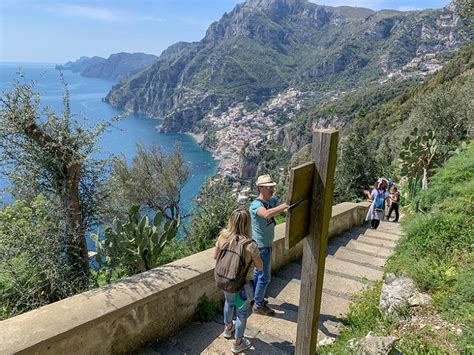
left=349, top=332, right=398, bottom=355
left=380, top=273, right=432, bottom=317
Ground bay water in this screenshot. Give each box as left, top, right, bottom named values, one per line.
left=0, top=63, right=217, bottom=246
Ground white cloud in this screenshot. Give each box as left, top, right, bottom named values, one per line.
left=46, top=4, right=165, bottom=23
left=56, top=4, right=120, bottom=21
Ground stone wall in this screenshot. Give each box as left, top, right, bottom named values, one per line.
left=0, top=202, right=370, bottom=354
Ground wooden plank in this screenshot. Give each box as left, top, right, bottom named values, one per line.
left=295, top=129, right=339, bottom=355
left=285, top=162, right=315, bottom=249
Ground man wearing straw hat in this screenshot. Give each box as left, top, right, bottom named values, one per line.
left=250, top=174, right=289, bottom=316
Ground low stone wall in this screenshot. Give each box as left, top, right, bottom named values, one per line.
left=0, top=202, right=369, bottom=354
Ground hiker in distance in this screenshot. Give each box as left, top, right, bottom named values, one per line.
left=214, top=209, right=263, bottom=353
left=250, top=174, right=289, bottom=316
left=387, top=185, right=400, bottom=222
left=364, top=178, right=390, bottom=229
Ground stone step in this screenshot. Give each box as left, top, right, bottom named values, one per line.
left=268, top=275, right=364, bottom=309
left=352, top=225, right=403, bottom=238
left=349, top=227, right=401, bottom=242
left=377, top=222, right=403, bottom=234
left=246, top=297, right=341, bottom=346
left=328, top=246, right=387, bottom=269
left=361, top=228, right=403, bottom=241
left=325, top=256, right=384, bottom=282
left=141, top=320, right=227, bottom=355
left=274, top=261, right=302, bottom=281
left=342, top=239, right=394, bottom=259
left=338, top=232, right=395, bottom=250
left=136, top=222, right=404, bottom=354
left=354, top=234, right=397, bottom=249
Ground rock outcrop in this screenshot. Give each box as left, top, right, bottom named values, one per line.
left=58, top=52, right=158, bottom=82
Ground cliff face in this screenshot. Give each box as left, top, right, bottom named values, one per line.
left=57, top=53, right=158, bottom=82
left=105, top=0, right=469, bottom=131
left=57, top=56, right=105, bottom=73
left=81, top=52, right=158, bottom=81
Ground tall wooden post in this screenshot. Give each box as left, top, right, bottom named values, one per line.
left=295, top=129, right=338, bottom=354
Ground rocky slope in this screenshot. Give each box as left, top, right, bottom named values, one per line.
left=56, top=56, right=105, bottom=73
left=58, top=52, right=158, bottom=82
left=105, top=0, right=469, bottom=131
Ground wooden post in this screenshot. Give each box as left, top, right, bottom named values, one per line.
left=295, top=129, right=338, bottom=354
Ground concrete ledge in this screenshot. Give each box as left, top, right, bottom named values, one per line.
left=0, top=202, right=369, bottom=354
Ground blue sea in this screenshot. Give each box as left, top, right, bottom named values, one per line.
left=0, top=63, right=216, bottom=240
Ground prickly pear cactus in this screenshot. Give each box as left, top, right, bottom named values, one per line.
left=91, top=205, right=179, bottom=275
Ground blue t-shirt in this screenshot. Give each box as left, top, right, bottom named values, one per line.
left=249, top=197, right=278, bottom=248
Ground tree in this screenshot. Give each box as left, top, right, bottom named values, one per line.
left=186, top=179, right=239, bottom=252
left=334, top=132, right=380, bottom=203
left=399, top=128, right=439, bottom=191
left=410, top=82, right=473, bottom=152
left=0, top=77, right=115, bottom=287
left=107, top=144, right=189, bottom=221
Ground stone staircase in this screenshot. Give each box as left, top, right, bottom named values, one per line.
left=138, top=221, right=402, bottom=354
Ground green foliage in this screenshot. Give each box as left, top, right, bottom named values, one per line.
left=395, top=333, right=444, bottom=353
left=0, top=197, right=83, bottom=319
left=194, top=294, right=218, bottom=322
left=318, top=283, right=394, bottom=354
left=409, top=142, right=474, bottom=214
left=386, top=145, right=474, bottom=349
left=399, top=128, right=439, bottom=191
left=334, top=131, right=381, bottom=203
left=108, top=144, right=189, bottom=221
left=453, top=0, right=474, bottom=26
left=322, top=144, right=473, bottom=353
left=92, top=205, right=179, bottom=277
left=0, top=75, right=118, bottom=287
left=155, top=239, right=192, bottom=266
left=363, top=43, right=474, bottom=162
left=185, top=179, right=238, bottom=252
left=344, top=282, right=388, bottom=334
left=274, top=214, right=286, bottom=225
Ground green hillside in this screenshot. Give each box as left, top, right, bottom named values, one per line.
left=105, top=0, right=469, bottom=132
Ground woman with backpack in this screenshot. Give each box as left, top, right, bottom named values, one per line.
left=364, top=178, right=390, bottom=229
left=214, top=208, right=263, bottom=353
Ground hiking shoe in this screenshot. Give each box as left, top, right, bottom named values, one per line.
left=223, top=321, right=235, bottom=339
left=252, top=304, right=275, bottom=316
left=250, top=298, right=269, bottom=306
left=231, top=337, right=251, bottom=353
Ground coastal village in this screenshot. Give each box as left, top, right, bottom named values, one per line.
left=204, top=51, right=445, bottom=179
left=204, top=88, right=308, bottom=178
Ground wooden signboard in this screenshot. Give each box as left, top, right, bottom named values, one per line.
left=295, top=129, right=338, bottom=354
left=285, top=162, right=315, bottom=249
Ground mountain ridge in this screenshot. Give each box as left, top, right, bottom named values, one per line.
left=105, top=0, right=469, bottom=132
left=57, top=52, right=158, bottom=82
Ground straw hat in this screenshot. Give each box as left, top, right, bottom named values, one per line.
left=256, top=174, right=276, bottom=187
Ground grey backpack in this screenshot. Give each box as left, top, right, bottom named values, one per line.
left=215, top=236, right=254, bottom=293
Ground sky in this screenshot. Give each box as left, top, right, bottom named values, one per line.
left=1, top=0, right=451, bottom=63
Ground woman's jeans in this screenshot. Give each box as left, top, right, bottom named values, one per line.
left=253, top=246, right=272, bottom=308
left=224, top=291, right=251, bottom=339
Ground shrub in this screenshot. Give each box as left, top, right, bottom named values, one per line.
left=194, top=294, right=218, bottom=322
left=186, top=179, right=238, bottom=252
left=0, top=197, right=83, bottom=319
